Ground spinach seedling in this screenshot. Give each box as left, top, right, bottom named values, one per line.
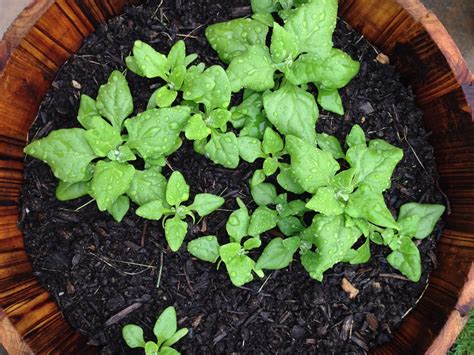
left=136, top=171, right=224, bottom=251
left=122, top=306, right=188, bottom=355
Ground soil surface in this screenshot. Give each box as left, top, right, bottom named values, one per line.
left=20, top=0, right=446, bottom=353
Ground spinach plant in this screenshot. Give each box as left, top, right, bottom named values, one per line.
left=122, top=306, right=188, bottom=355
left=136, top=171, right=224, bottom=251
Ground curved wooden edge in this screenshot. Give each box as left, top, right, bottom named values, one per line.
left=0, top=307, right=33, bottom=355
left=426, top=264, right=474, bottom=354
left=0, top=0, right=55, bottom=71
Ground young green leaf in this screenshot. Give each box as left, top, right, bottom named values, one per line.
left=240, top=113, right=271, bottom=140
left=96, top=71, right=133, bottom=131
left=185, top=114, right=211, bottom=141
left=227, top=45, right=275, bottom=92
left=169, top=65, right=186, bottom=90
left=238, top=136, right=264, bottom=163
left=159, top=347, right=180, bottom=355
left=263, top=157, right=280, bottom=176
left=344, top=237, right=371, bottom=265
left=317, top=88, right=344, bottom=115
left=198, top=66, right=232, bottom=112
left=166, top=171, right=190, bottom=206
left=219, top=243, right=256, bottom=287
left=306, top=186, right=344, bottom=216
left=144, top=342, right=159, bottom=354
left=271, top=22, right=299, bottom=64
left=256, top=237, right=301, bottom=270
left=154, top=306, right=177, bottom=347
left=252, top=12, right=275, bottom=27
left=188, top=193, right=225, bottom=216
left=127, top=40, right=170, bottom=80
left=107, top=195, right=130, bottom=222
left=276, top=163, right=305, bottom=194
left=90, top=161, right=135, bottom=211
left=182, top=68, right=216, bottom=102
left=250, top=169, right=266, bottom=187
left=226, top=198, right=250, bottom=243
left=316, top=133, right=345, bottom=160
left=251, top=183, right=277, bottom=206
left=286, top=135, right=340, bottom=193
left=77, top=94, right=99, bottom=130
left=263, top=82, right=318, bottom=144
left=127, top=169, right=167, bottom=206
left=277, top=199, right=307, bottom=218
left=205, top=131, right=240, bottom=168
left=155, top=86, right=178, bottom=108
left=24, top=129, right=97, bottom=183
left=206, top=108, right=231, bottom=129
left=136, top=200, right=169, bottom=220
left=187, top=236, right=220, bottom=263
left=346, top=124, right=366, bottom=148
left=243, top=236, right=262, bottom=250
left=167, top=40, right=186, bottom=69
left=387, top=237, right=421, bottom=281
left=397, top=203, right=445, bottom=239
left=122, top=324, right=146, bottom=349
left=164, top=216, right=188, bottom=252
left=55, top=180, right=90, bottom=201
left=84, top=116, right=122, bottom=157
left=277, top=216, right=305, bottom=236
left=205, top=18, right=269, bottom=64
left=262, top=127, right=284, bottom=155
left=230, top=93, right=263, bottom=129
left=162, top=328, right=189, bottom=348
left=107, top=145, right=136, bottom=163
left=248, top=206, right=278, bottom=236
left=251, top=0, right=277, bottom=13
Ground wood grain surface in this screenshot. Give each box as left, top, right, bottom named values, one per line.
left=0, top=0, right=472, bottom=354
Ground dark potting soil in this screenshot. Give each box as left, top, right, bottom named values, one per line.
left=20, top=0, right=447, bottom=353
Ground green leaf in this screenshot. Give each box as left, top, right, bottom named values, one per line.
left=286, top=135, right=340, bottom=193
left=284, top=0, right=337, bottom=58
left=248, top=206, right=278, bottom=236
left=251, top=0, right=277, bottom=13
left=122, top=324, right=145, bottom=349
left=238, top=136, right=264, bottom=163
left=24, top=129, right=97, bottom=183
left=144, top=342, right=159, bottom=355
left=302, top=214, right=362, bottom=281
left=262, top=127, right=284, bottom=155
left=252, top=13, right=275, bottom=27
left=277, top=199, right=307, bottom=218
left=316, top=133, right=345, bottom=160
left=227, top=45, right=275, bottom=92
left=84, top=116, right=122, bottom=157
left=345, top=237, right=371, bottom=265
left=205, top=131, right=240, bottom=168
left=306, top=186, right=344, bottom=216
left=250, top=169, right=266, bottom=187
left=345, top=184, right=398, bottom=229
left=136, top=200, right=170, bottom=220
left=346, top=124, right=366, bottom=148
left=198, top=66, right=232, bottom=112
left=398, top=203, right=445, bottom=239
left=128, top=40, right=170, bottom=80
left=226, top=198, right=250, bottom=243
left=251, top=183, right=277, bottom=206
left=90, top=161, right=135, bottom=211
left=230, top=93, right=263, bottom=129
left=346, top=139, right=403, bottom=192
left=206, top=108, right=231, bottom=129
left=263, top=157, right=279, bottom=176
left=184, top=53, right=198, bottom=67
left=167, top=40, right=186, bottom=69
left=263, top=81, right=318, bottom=144
left=159, top=347, right=180, bottom=355
left=193, top=138, right=207, bottom=156
left=125, top=106, right=191, bottom=159
left=277, top=216, right=305, bottom=236
left=243, top=236, right=262, bottom=250
left=240, top=113, right=271, bottom=140
left=219, top=243, right=256, bottom=286
left=77, top=94, right=99, bottom=130
left=56, top=180, right=90, bottom=201
left=189, top=193, right=225, bottom=216
left=181, top=68, right=215, bottom=102
left=387, top=237, right=421, bottom=281
left=271, top=22, right=299, bottom=64
left=154, top=306, right=177, bottom=347
left=256, top=237, right=301, bottom=270
left=277, top=163, right=305, bottom=194
left=165, top=216, right=188, bottom=252
left=169, top=65, right=186, bottom=91
left=162, top=327, right=189, bottom=348
left=317, top=88, right=344, bottom=115
left=205, top=18, right=269, bottom=64
left=155, top=86, right=178, bottom=108
left=96, top=71, right=133, bottom=131
left=107, top=145, right=136, bottom=163
left=185, top=114, right=211, bottom=141
left=187, top=236, right=220, bottom=263
left=126, top=169, right=166, bottom=206
left=166, top=171, right=190, bottom=206
left=107, top=195, right=130, bottom=222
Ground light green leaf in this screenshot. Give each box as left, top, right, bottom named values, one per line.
left=263, top=81, right=318, bottom=144
left=286, top=135, right=340, bottom=193
left=169, top=65, right=186, bottom=91
left=251, top=0, right=277, bottom=13
left=398, top=203, right=445, bottom=239
left=345, top=184, right=398, bottom=229
left=205, top=131, right=240, bottom=168
left=136, top=200, right=170, bottom=220
left=90, top=161, right=135, bottom=211
left=271, top=22, right=299, bottom=63
left=251, top=183, right=277, bottom=206
left=107, top=195, right=130, bottom=222
left=24, top=129, right=97, bottom=183
left=227, top=45, right=275, bottom=92
left=262, top=127, right=284, bottom=155
left=96, top=71, right=133, bottom=131
left=263, top=157, right=279, bottom=176
left=240, top=113, right=271, bottom=140
left=306, top=186, right=344, bottom=216
left=284, top=0, right=337, bottom=58
left=125, top=106, right=191, bottom=159
left=252, top=13, right=275, bottom=27
left=198, top=66, right=232, bottom=112
left=317, top=88, right=344, bottom=115
left=167, top=40, right=186, bottom=69
left=184, top=53, right=198, bottom=67
left=238, top=136, right=264, bottom=163
left=193, top=138, right=207, bottom=156
left=256, top=237, right=301, bottom=270
left=346, top=124, right=366, bottom=148
left=226, top=198, right=250, bottom=243
left=155, top=86, right=178, bottom=108
left=277, top=216, right=305, bottom=236
left=277, top=199, right=307, bottom=218
left=107, top=145, right=136, bottom=163
left=205, top=18, right=269, bottom=64
left=187, top=236, right=220, bottom=263
left=84, top=116, right=122, bottom=157
left=77, top=94, right=99, bottom=130
left=128, top=40, right=170, bottom=80
left=250, top=169, right=266, bottom=187
left=159, top=347, right=180, bottom=355
left=277, top=163, right=305, bottom=194
left=185, top=114, right=211, bottom=141
left=181, top=68, right=215, bottom=102
left=166, top=171, right=190, bottom=206
left=344, top=237, right=371, bottom=265
left=387, top=237, right=421, bottom=281
left=248, top=206, right=278, bottom=236
left=164, top=216, right=188, bottom=252
left=243, top=236, right=262, bottom=250
left=122, top=324, right=145, bottom=349
left=127, top=169, right=166, bottom=206
left=206, top=108, right=231, bottom=129
left=154, top=306, right=177, bottom=347
left=162, top=327, right=189, bottom=348
left=316, top=133, right=345, bottom=160
left=189, top=193, right=225, bottom=216
left=219, top=243, right=256, bottom=287
left=144, top=341, right=158, bottom=355
left=230, top=93, right=263, bottom=129
left=56, top=180, right=90, bottom=201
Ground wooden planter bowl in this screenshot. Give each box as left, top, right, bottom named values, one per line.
left=0, top=0, right=472, bottom=353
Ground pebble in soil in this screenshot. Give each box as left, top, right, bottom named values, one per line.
left=20, top=0, right=446, bottom=353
